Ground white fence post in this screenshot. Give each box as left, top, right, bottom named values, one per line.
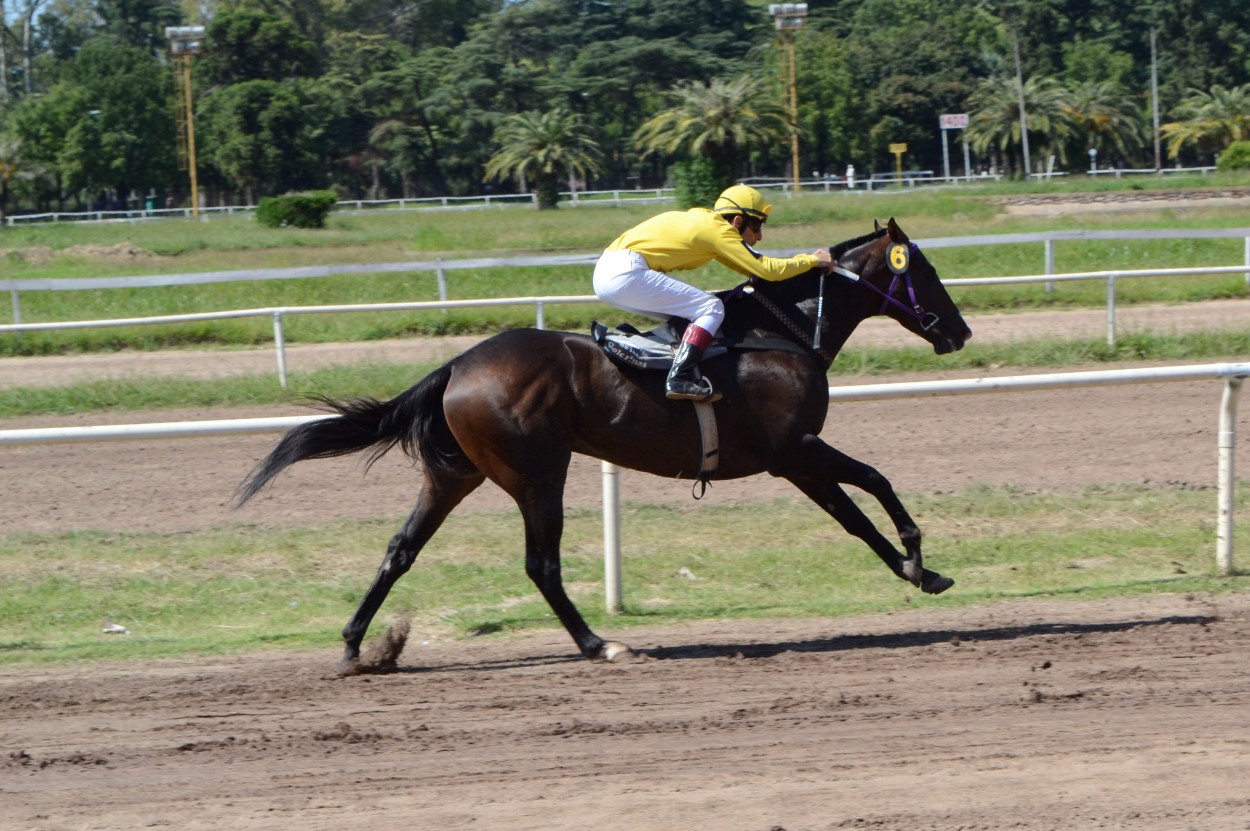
left=272, top=311, right=289, bottom=388
left=1044, top=238, right=1055, bottom=294
left=1217, top=376, right=1243, bottom=575
left=1105, top=274, right=1117, bottom=348
left=602, top=461, right=622, bottom=614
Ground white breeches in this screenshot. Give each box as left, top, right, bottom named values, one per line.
left=593, top=248, right=724, bottom=335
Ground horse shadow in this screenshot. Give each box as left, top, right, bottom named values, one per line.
left=383, top=613, right=1216, bottom=676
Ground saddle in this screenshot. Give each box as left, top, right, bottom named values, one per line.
left=589, top=317, right=808, bottom=372
left=589, top=319, right=729, bottom=371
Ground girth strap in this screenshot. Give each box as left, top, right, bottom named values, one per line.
left=692, top=399, right=718, bottom=499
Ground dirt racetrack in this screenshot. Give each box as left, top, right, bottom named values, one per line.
left=3, top=301, right=1250, bottom=830
left=1, top=592, right=1248, bottom=831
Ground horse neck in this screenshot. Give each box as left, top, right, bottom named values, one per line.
left=755, top=270, right=873, bottom=365
left=810, top=276, right=873, bottom=359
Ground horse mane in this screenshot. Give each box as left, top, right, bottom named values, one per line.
left=830, top=227, right=885, bottom=260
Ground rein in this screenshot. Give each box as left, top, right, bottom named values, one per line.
left=743, top=283, right=833, bottom=364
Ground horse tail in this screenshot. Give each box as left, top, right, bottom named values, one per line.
left=235, top=364, right=469, bottom=506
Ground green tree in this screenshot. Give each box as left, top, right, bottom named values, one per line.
left=633, top=74, right=790, bottom=185
left=1160, top=84, right=1250, bottom=164
left=484, top=107, right=603, bottom=209
left=965, top=73, right=1077, bottom=175
left=94, top=0, right=182, bottom=51
left=1064, top=79, right=1146, bottom=164
left=835, top=0, right=997, bottom=174
left=197, top=79, right=325, bottom=202
left=9, top=36, right=176, bottom=207
left=3, top=82, right=85, bottom=208
left=198, top=10, right=322, bottom=85
left=327, top=0, right=499, bottom=50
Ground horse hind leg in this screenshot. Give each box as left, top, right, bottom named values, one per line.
left=339, top=467, right=485, bottom=676
left=515, top=483, right=632, bottom=662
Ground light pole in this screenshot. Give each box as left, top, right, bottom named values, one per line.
left=769, top=4, right=807, bottom=194
left=1088, top=147, right=1098, bottom=173
left=165, top=26, right=205, bottom=218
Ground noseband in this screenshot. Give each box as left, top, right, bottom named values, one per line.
left=832, top=242, right=940, bottom=332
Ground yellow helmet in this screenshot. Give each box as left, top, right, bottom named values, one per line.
left=713, top=184, right=772, bottom=221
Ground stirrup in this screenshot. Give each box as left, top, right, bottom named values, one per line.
left=666, top=378, right=722, bottom=403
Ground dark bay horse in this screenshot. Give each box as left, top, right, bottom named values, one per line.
left=237, top=218, right=972, bottom=673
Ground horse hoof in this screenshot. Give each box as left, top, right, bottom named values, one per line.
left=922, top=574, right=955, bottom=595
left=601, top=641, right=635, bottom=663
left=337, top=657, right=363, bottom=677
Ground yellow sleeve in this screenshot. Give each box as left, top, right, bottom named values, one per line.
left=704, top=222, right=819, bottom=282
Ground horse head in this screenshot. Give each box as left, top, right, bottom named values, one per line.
left=832, top=218, right=972, bottom=355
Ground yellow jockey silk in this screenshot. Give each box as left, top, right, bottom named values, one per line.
left=605, top=208, right=818, bottom=282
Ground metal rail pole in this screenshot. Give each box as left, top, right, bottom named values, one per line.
left=1217, top=376, right=1243, bottom=575
left=602, top=461, right=622, bottom=614
left=1044, top=239, right=1055, bottom=294
left=1105, top=273, right=1117, bottom=348
left=272, top=311, right=289, bottom=388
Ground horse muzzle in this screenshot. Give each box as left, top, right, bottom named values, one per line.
left=930, top=322, right=972, bottom=355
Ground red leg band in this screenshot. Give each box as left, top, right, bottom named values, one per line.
left=683, top=324, right=713, bottom=350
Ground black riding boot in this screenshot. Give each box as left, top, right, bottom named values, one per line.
left=666, top=341, right=721, bottom=402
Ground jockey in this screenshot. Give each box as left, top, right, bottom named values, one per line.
left=593, top=184, right=832, bottom=402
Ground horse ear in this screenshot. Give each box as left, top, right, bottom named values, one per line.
left=886, top=217, right=909, bottom=244
left=873, top=218, right=883, bottom=233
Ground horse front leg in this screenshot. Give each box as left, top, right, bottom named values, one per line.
left=777, top=435, right=953, bottom=594
left=340, top=470, right=485, bottom=675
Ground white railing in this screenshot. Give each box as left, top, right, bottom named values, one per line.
left=4, top=260, right=1248, bottom=387
left=5, top=228, right=1247, bottom=326
left=2, top=363, right=1245, bottom=609
left=0, top=295, right=598, bottom=387
left=1, top=188, right=682, bottom=227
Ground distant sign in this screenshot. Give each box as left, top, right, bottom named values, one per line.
left=888, top=143, right=908, bottom=154
left=939, top=113, right=969, bottom=130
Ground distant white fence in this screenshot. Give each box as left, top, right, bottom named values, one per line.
left=4, top=168, right=1223, bottom=226
left=2, top=363, right=1245, bottom=605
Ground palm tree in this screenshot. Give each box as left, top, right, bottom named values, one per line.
left=633, top=75, right=791, bottom=184
left=1064, top=80, right=1147, bottom=165
left=484, top=108, right=603, bottom=210
left=1161, top=84, right=1250, bottom=164
left=965, top=74, right=1077, bottom=175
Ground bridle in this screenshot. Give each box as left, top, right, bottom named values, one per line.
left=831, top=242, right=941, bottom=333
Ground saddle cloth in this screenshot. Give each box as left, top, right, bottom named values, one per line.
left=590, top=320, right=728, bottom=371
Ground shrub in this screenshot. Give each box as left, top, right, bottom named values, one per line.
left=255, top=190, right=338, bottom=228
left=671, top=157, right=720, bottom=209
left=1216, top=141, right=1250, bottom=171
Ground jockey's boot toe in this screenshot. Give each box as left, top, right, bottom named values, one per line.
left=665, top=378, right=722, bottom=402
